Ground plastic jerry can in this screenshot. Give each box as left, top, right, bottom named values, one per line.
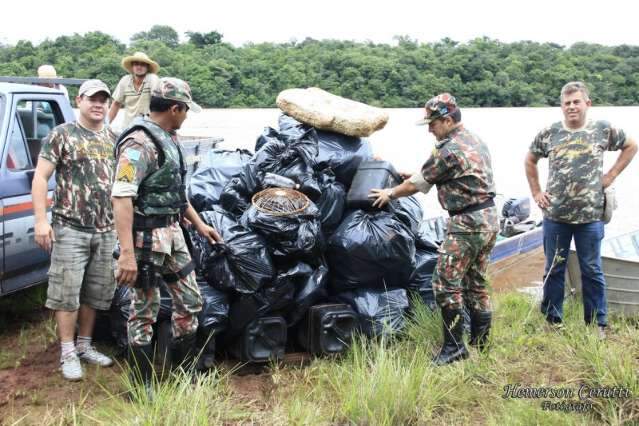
left=297, top=304, right=358, bottom=355
left=228, top=316, right=287, bottom=362
left=346, top=160, right=402, bottom=210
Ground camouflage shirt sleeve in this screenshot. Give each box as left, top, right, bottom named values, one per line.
left=112, top=132, right=159, bottom=197
left=605, top=122, right=627, bottom=151
left=38, top=126, right=64, bottom=166
left=529, top=127, right=551, bottom=158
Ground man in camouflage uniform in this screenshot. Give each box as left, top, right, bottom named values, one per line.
left=111, top=77, right=222, bottom=390
left=32, top=80, right=116, bottom=381
left=525, top=81, right=637, bottom=338
left=370, top=93, right=498, bottom=365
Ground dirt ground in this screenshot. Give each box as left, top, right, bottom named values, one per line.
left=0, top=249, right=545, bottom=422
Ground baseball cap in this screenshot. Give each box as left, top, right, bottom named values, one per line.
left=416, top=93, right=458, bottom=125
left=152, top=77, right=202, bottom=113
left=78, top=79, right=111, bottom=97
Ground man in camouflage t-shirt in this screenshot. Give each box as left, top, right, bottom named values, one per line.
left=369, top=93, right=498, bottom=365
left=32, top=80, right=117, bottom=381
left=525, top=81, right=637, bottom=336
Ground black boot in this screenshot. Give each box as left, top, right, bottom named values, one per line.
left=171, top=333, right=198, bottom=372
left=128, top=344, right=154, bottom=400
left=469, top=310, right=492, bottom=352
left=433, top=308, right=469, bottom=366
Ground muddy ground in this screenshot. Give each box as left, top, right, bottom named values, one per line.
left=0, top=249, right=545, bottom=422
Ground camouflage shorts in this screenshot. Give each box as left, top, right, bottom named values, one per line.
left=45, top=224, right=117, bottom=311
left=432, top=231, right=497, bottom=311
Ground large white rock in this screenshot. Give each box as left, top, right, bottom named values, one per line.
left=276, top=87, right=389, bottom=137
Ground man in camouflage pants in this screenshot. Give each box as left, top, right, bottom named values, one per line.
left=112, top=77, right=223, bottom=391
left=370, top=93, right=498, bottom=365
left=525, top=81, right=636, bottom=338
left=32, top=80, right=117, bottom=380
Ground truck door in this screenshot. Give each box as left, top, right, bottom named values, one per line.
left=0, top=95, right=63, bottom=295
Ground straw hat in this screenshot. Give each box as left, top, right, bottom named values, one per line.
left=121, top=52, right=159, bottom=74
left=37, top=64, right=58, bottom=78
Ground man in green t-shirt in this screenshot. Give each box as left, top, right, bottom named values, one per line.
left=525, top=81, right=637, bottom=338
left=32, top=79, right=117, bottom=381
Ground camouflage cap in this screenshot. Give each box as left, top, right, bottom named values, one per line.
left=78, top=79, right=111, bottom=97
left=152, top=77, right=202, bottom=113
left=416, top=93, right=458, bottom=125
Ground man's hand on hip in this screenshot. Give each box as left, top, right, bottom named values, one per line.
left=533, top=191, right=551, bottom=209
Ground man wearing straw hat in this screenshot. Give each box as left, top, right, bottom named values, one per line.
left=108, top=52, right=160, bottom=128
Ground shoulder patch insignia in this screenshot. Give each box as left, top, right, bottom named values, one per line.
left=117, top=164, right=136, bottom=183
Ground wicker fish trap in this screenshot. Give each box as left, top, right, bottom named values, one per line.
left=251, top=188, right=310, bottom=216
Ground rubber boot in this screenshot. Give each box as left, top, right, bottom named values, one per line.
left=171, top=333, right=198, bottom=373
left=433, top=308, right=469, bottom=366
left=469, top=310, right=492, bottom=352
left=128, top=344, right=154, bottom=400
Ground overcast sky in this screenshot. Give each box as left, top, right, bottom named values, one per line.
left=2, top=0, right=637, bottom=47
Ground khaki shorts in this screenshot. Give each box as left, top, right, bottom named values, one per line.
left=45, top=224, right=117, bottom=311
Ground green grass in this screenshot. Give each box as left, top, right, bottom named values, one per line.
left=5, top=292, right=639, bottom=425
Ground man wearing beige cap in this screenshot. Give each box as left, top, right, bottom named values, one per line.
left=112, top=77, right=219, bottom=394
left=32, top=79, right=117, bottom=381
left=108, top=52, right=160, bottom=128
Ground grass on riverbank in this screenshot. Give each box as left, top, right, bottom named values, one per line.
left=4, top=291, right=639, bottom=425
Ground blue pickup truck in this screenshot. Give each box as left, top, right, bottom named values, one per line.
left=0, top=80, right=222, bottom=296
left=0, top=82, right=75, bottom=296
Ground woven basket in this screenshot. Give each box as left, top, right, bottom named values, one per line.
left=276, top=87, right=389, bottom=137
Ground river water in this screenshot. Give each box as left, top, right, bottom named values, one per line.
left=176, top=106, right=639, bottom=239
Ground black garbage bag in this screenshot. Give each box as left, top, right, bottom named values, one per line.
left=315, top=169, right=346, bottom=233
left=255, top=126, right=281, bottom=152
left=336, top=288, right=409, bottom=337
left=189, top=149, right=253, bottom=212
left=327, top=210, right=416, bottom=290
left=227, top=264, right=300, bottom=334
left=241, top=200, right=324, bottom=261
left=415, top=216, right=447, bottom=251
left=407, top=248, right=439, bottom=310
left=198, top=281, right=230, bottom=331
left=219, top=163, right=262, bottom=216
left=389, top=196, right=423, bottom=235
left=277, top=114, right=312, bottom=142
left=316, top=130, right=374, bottom=188
left=194, top=208, right=275, bottom=294
left=109, top=286, right=132, bottom=352
left=285, top=260, right=329, bottom=326
left=252, top=130, right=321, bottom=200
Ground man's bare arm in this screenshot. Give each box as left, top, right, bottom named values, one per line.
left=112, top=196, right=137, bottom=286
left=32, top=158, right=56, bottom=252
left=525, top=151, right=550, bottom=209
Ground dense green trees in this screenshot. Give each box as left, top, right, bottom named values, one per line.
left=1, top=28, right=637, bottom=108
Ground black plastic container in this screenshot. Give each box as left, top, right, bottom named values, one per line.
left=228, top=316, right=287, bottom=362
left=346, top=160, right=402, bottom=210
left=297, top=304, right=358, bottom=355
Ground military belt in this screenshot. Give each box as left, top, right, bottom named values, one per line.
left=449, top=199, right=495, bottom=217
left=133, top=214, right=179, bottom=230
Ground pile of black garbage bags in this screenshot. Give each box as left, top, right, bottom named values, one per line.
left=99, top=115, right=447, bottom=365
